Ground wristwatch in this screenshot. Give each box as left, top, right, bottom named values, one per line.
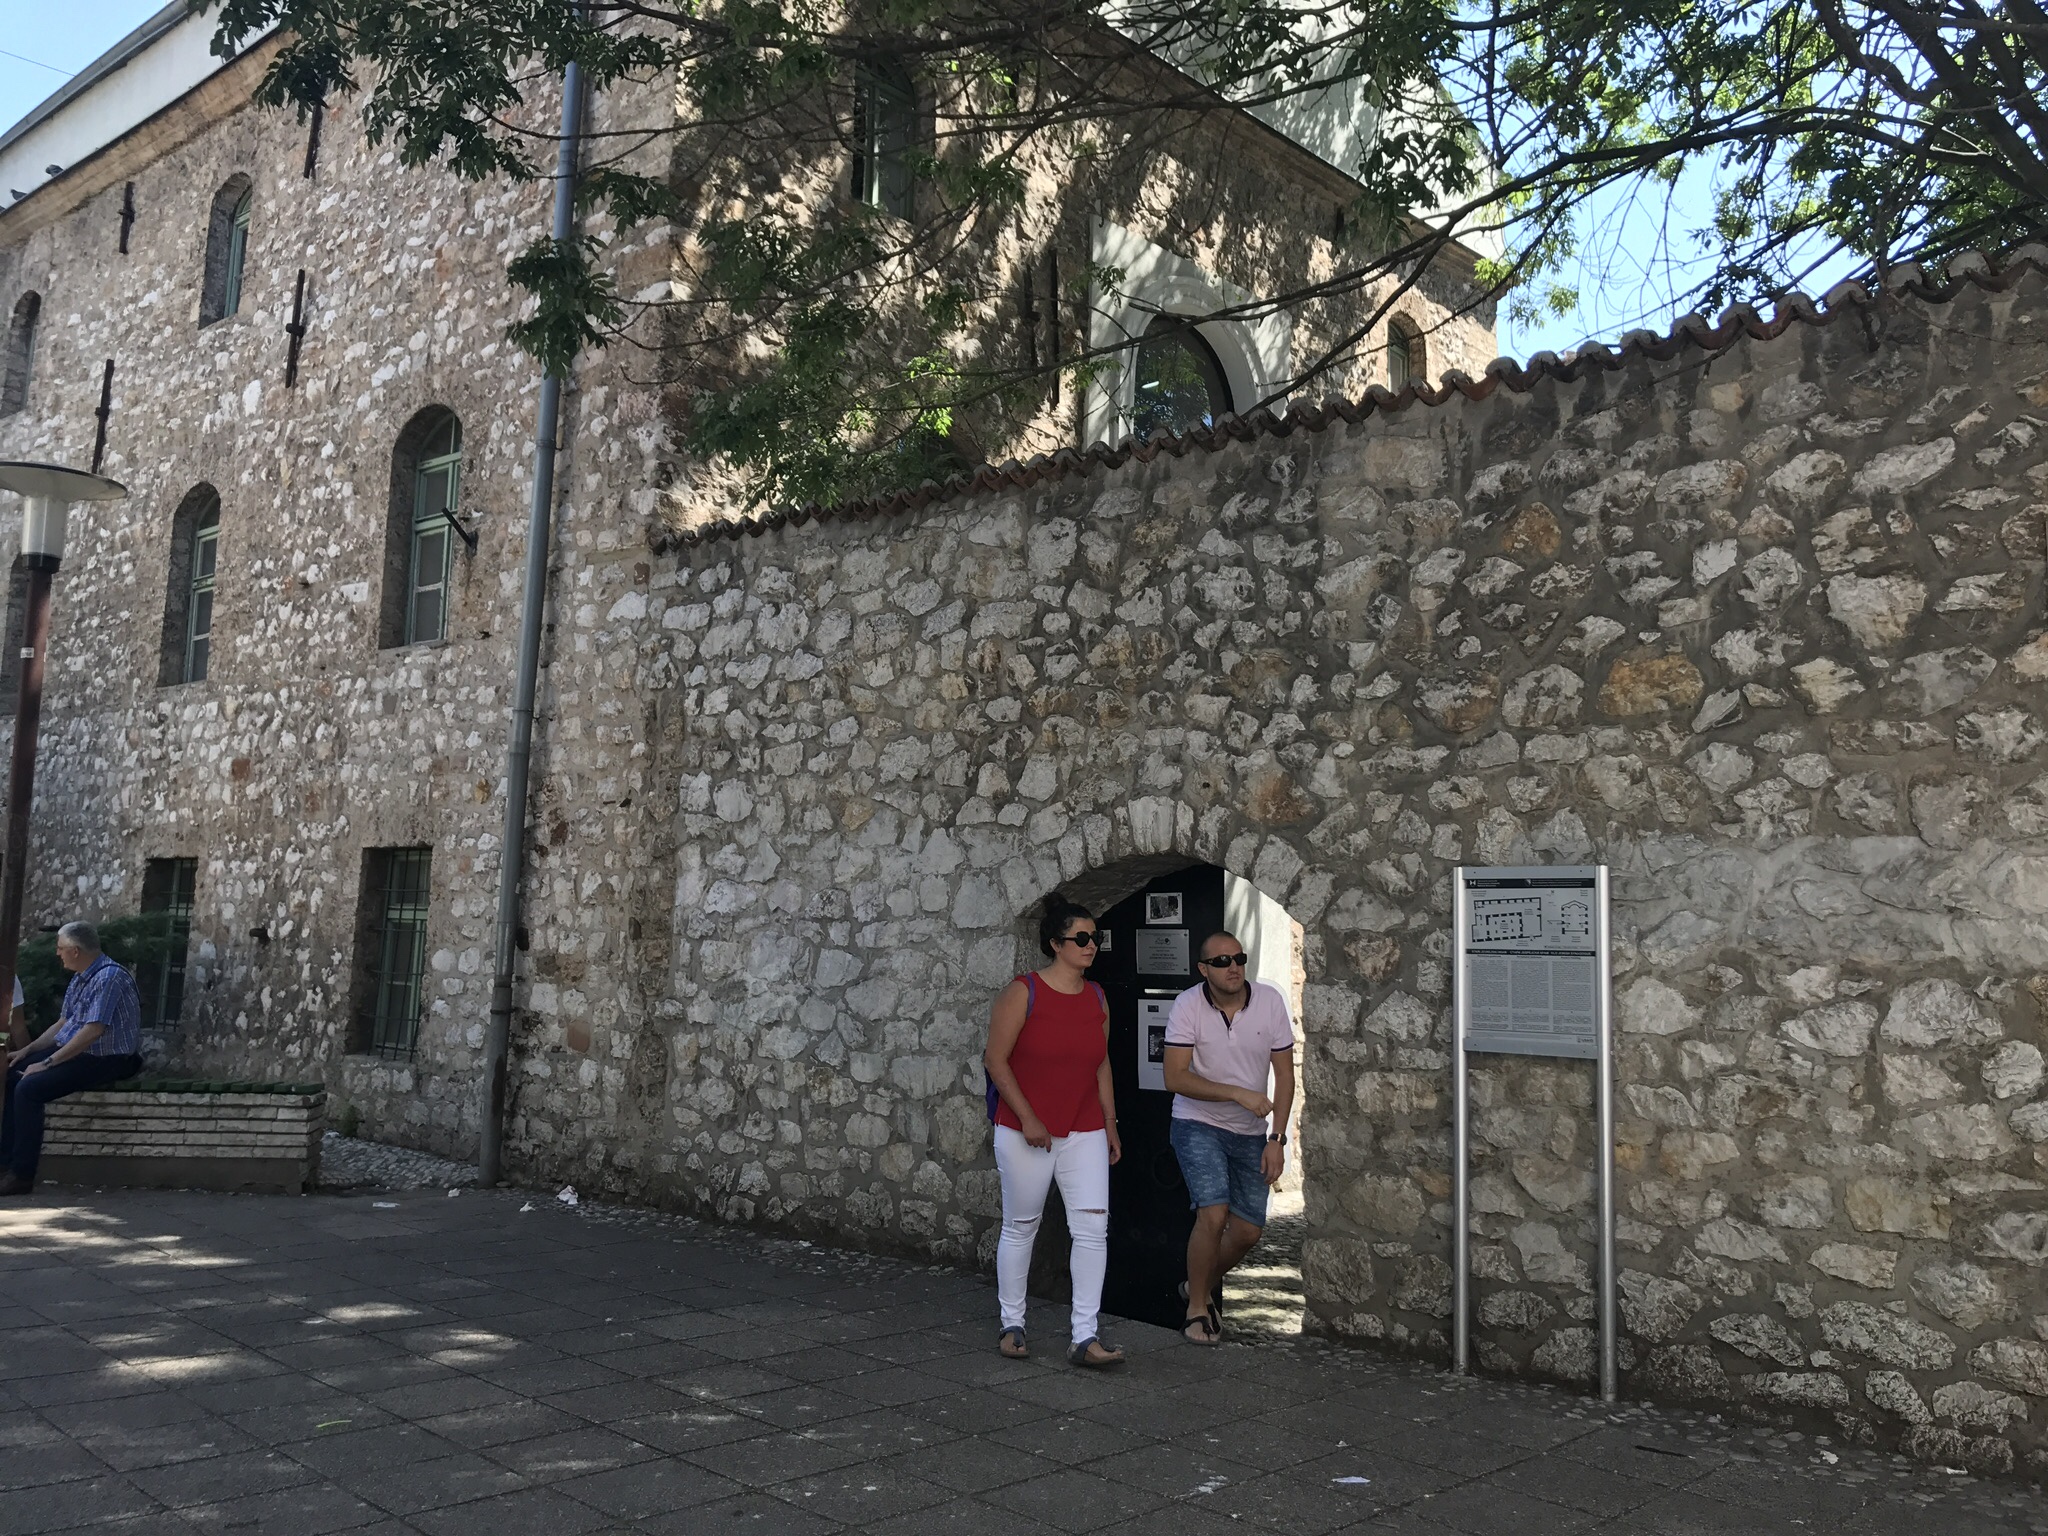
left=1267, top=1133, right=1282, bottom=1143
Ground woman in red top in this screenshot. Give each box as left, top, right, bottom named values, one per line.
left=984, top=894, right=1124, bottom=1367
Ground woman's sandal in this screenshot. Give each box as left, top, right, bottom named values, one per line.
left=1068, top=1337, right=1127, bottom=1368
left=1181, top=1313, right=1219, bottom=1345
left=998, top=1327, right=1029, bottom=1359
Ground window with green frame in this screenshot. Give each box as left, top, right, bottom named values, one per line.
left=221, top=190, right=252, bottom=318
left=405, top=411, right=461, bottom=645
left=199, top=176, right=254, bottom=327
left=138, top=857, right=198, bottom=1029
left=355, top=846, right=432, bottom=1058
left=183, top=502, right=219, bottom=683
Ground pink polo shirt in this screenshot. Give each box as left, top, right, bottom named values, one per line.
left=1165, top=980, right=1296, bottom=1137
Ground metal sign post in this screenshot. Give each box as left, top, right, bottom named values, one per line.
left=1452, top=864, right=1617, bottom=1402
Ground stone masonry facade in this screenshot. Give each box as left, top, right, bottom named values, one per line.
left=650, top=252, right=2048, bottom=1477
left=4, top=28, right=2046, bottom=1484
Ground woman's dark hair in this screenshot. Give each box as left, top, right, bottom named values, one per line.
left=1038, top=893, right=1095, bottom=957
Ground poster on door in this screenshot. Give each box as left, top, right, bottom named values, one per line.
left=1138, top=998, right=1171, bottom=1091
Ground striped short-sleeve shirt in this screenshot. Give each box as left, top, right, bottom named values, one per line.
left=56, top=954, right=142, bottom=1057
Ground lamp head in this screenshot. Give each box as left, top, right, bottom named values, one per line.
left=0, top=462, right=126, bottom=566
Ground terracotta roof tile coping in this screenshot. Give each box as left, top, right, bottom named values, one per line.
left=677, top=244, right=2048, bottom=548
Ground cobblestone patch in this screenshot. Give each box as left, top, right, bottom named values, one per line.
left=317, top=1130, right=480, bottom=1190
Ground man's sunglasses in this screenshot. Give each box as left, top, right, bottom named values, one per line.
left=1199, top=953, right=1249, bottom=969
left=1057, top=932, right=1100, bottom=948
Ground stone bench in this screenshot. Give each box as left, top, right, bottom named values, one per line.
left=41, top=1079, right=326, bottom=1194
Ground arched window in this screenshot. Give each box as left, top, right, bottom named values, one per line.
left=382, top=408, right=465, bottom=648
left=159, top=486, right=223, bottom=686
left=1131, top=315, right=1232, bottom=438
left=199, top=176, right=254, bottom=326
left=853, top=62, right=916, bottom=219
left=1, top=292, right=39, bottom=416
left=1386, top=315, right=1423, bottom=391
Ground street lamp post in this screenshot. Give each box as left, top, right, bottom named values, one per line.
left=0, top=463, right=125, bottom=1048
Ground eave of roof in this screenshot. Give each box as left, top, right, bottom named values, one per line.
left=0, top=1, right=189, bottom=163
left=677, top=244, right=2048, bottom=549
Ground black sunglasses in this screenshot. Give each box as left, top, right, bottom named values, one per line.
left=1199, top=953, right=1249, bottom=968
left=1057, top=931, right=1100, bottom=948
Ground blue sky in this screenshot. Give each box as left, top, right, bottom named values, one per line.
left=0, top=0, right=169, bottom=139
left=4, top=2, right=1785, bottom=364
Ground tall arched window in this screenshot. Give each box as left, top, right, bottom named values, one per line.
left=159, top=486, right=223, bottom=686
left=853, top=62, right=917, bottom=219
left=199, top=176, right=254, bottom=326
left=382, top=408, right=465, bottom=648
left=1131, top=315, right=1232, bottom=438
left=1386, top=315, right=1423, bottom=391
left=1, top=292, right=39, bottom=416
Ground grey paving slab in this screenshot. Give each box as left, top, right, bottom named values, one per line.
left=0, top=1185, right=2041, bottom=1536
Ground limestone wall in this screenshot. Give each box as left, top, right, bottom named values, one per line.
left=0, top=75, right=677, bottom=1155
left=657, top=252, right=2048, bottom=1475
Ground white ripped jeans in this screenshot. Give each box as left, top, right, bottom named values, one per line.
left=995, top=1124, right=1110, bottom=1343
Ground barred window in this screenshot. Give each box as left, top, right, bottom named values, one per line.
left=354, top=847, right=432, bottom=1059
left=139, top=857, right=198, bottom=1029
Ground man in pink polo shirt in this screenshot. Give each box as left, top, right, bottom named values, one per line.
left=1162, top=929, right=1296, bottom=1344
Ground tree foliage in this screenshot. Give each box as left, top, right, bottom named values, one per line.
left=203, top=0, right=2048, bottom=507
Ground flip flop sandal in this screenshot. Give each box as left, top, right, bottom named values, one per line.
left=1179, top=1281, right=1222, bottom=1333
left=1068, top=1337, right=1126, bottom=1368
left=998, top=1327, right=1029, bottom=1359
left=1182, top=1314, right=1219, bottom=1345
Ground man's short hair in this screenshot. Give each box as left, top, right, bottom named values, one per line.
left=57, top=920, right=100, bottom=953
left=1198, top=931, right=1241, bottom=959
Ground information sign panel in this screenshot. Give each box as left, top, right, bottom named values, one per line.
left=1459, top=866, right=1599, bottom=1059
left=1134, top=928, right=1189, bottom=976
left=1452, top=863, right=1618, bottom=1403
left=1137, top=998, right=1171, bottom=1092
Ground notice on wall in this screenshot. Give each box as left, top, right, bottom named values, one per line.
left=1138, top=998, right=1171, bottom=1092
left=1459, top=867, right=1601, bottom=1059
left=1135, top=928, right=1189, bottom=976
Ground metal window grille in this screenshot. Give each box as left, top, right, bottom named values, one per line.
left=361, top=847, right=432, bottom=1059
left=139, top=857, right=197, bottom=1029
left=222, top=191, right=252, bottom=318
left=405, top=416, right=461, bottom=645
left=184, top=508, right=219, bottom=683
left=854, top=68, right=915, bottom=219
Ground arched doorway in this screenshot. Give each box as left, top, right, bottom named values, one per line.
left=1021, top=859, right=1308, bottom=1335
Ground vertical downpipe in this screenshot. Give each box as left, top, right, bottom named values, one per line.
left=479, top=42, right=586, bottom=1185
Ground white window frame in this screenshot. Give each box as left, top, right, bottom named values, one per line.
left=1083, top=218, right=1293, bottom=448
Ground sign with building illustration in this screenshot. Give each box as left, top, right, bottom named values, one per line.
left=1457, top=866, right=1602, bottom=1059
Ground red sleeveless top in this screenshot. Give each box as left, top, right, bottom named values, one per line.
left=996, top=974, right=1109, bottom=1138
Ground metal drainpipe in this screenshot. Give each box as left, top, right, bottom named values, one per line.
left=480, top=44, right=587, bottom=1186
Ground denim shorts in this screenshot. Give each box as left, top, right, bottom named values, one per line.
left=1168, top=1117, right=1269, bottom=1227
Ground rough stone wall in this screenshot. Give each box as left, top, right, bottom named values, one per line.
left=649, top=254, right=2048, bottom=1476
left=0, top=75, right=676, bottom=1156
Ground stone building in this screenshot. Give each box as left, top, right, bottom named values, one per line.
left=0, top=19, right=1488, bottom=1168
left=8, top=0, right=2046, bottom=1482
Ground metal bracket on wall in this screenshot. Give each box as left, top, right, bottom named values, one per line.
left=285, top=270, right=308, bottom=388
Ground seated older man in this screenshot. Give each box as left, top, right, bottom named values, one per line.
left=0, top=922, right=143, bottom=1196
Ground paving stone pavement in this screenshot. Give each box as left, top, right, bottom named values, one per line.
left=1, top=1184, right=2042, bottom=1536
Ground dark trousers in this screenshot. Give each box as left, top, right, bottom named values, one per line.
left=2, top=1053, right=140, bottom=1181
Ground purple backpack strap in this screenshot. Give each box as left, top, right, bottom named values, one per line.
left=986, top=975, right=1036, bottom=1122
